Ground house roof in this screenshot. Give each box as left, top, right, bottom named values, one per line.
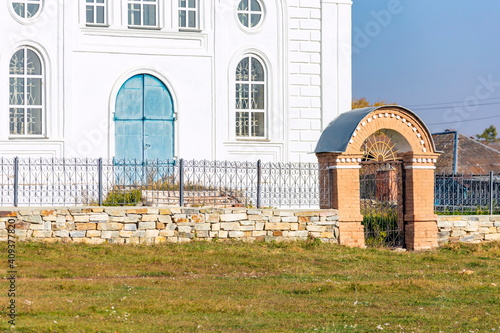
left=432, top=132, right=500, bottom=174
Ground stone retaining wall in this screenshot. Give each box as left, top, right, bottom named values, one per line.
left=2, top=208, right=500, bottom=246
left=437, top=215, right=500, bottom=245
left=0, top=207, right=340, bottom=244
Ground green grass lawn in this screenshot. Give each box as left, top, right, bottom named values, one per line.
left=1, top=240, right=499, bottom=332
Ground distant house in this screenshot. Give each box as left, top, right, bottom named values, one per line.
left=432, top=131, right=500, bottom=174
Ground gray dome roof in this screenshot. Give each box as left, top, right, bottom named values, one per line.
left=314, top=105, right=434, bottom=153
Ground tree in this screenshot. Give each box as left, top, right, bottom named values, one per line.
left=352, top=97, right=394, bottom=109
left=476, top=125, right=499, bottom=143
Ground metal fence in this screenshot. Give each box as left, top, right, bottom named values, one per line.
left=434, top=172, right=500, bottom=214
left=0, top=157, right=322, bottom=208
left=2, top=156, right=500, bottom=213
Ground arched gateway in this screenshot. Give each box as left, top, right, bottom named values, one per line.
left=315, top=106, right=440, bottom=251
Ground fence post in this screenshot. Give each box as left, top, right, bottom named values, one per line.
left=490, top=171, right=494, bottom=215
left=13, top=157, right=19, bottom=207
left=98, top=158, right=103, bottom=206
left=179, top=158, right=184, bottom=207
left=256, top=159, right=262, bottom=209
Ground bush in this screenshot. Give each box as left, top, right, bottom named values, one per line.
left=362, top=206, right=399, bottom=247
left=103, top=189, right=142, bottom=206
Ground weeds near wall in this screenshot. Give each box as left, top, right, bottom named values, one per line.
left=103, top=189, right=143, bottom=206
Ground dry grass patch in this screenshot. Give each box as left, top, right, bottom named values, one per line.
left=0, top=241, right=499, bottom=332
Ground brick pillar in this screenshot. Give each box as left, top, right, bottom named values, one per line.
left=317, top=153, right=365, bottom=248
left=403, top=154, right=440, bottom=250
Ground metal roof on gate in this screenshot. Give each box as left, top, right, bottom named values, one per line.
left=314, top=105, right=435, bottom=153
left=314, top=107, right=378, bottom=153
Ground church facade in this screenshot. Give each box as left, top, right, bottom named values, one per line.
left=0, top=0, right=352, bottom=162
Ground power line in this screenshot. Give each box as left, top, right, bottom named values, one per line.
left=413, top=100, right=500, bottom=111
left=427, top=114, right=500, bottom=126
left=407, top=96, right=500, bottom=108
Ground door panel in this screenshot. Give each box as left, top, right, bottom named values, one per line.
left=115, top=75, right=144, bottom=120
left=115, top=74, right=174, bottom=164
left=144, top=121, right=173, bottom=162
left=144, top=75, right=174, bottom=119
left=115, top=120, right=143, bottom=162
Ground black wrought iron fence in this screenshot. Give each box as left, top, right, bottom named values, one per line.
left=0, top=157, right=324, bottom=208
left=3, top=156, right=500, bottom=212
left=359, top=161, right=405, bottom=247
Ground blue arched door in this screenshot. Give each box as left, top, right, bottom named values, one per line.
left=115, top=74, right=174, bottom=163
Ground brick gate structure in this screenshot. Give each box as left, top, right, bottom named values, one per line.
left=315, top=106, right=440, bottom=250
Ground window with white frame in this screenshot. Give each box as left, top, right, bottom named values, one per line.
left=11, top=0, right=42, bottom=19
left=235, top=56, right=266, bottom=138
left=128, top=0, right=157, bottom=27
left=178, top=0, right=198, bottom=29
left=9, top=48, right=44, bottom=136
left=237, top=0, right=263, bottom=29
left=86, top=0, right=107, bottom=25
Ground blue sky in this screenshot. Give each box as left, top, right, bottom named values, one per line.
left=352, top=0, right=500, bottom=137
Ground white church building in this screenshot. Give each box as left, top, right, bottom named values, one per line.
left=0, top=0, right=352, bottom=163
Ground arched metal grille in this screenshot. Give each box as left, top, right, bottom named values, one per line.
left=362, top=132, right=398, bottom=161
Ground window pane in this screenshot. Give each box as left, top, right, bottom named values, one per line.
left=251, top=112, right=265, bottom=137
left=27, top=78, right=43, bottom=105
left=179, top=11, right=186, bottom=27
left=251, top=84, right=264, bottom=110
left=238, top=13, right=248, bottom=27
left=96, top=6, right=105, bottom=24
left=179, top=0, right=186, bottom=7
left=27, top=50, right=42, bottom=75
left=27, top=108, right=43, bottom=135
left=13, top=3, right=25, bottom=18
left=143, top=4, right=156, bottom=26
left=10, top=108, right=25, bottom=135
left=27, top=4, right=40, bottom=18
left=250, top=14, right=261, bottom=27
left=86, top=6, right=95, bottom=23
left=10, top=50, right=24, bottom=75
left=9, top=78, right=25, bottom=105
left=188, top=11, right=196, bottom=28
left=238, top=0, right=248, bottom=10
left=188, top=0, right=196, bottom=8
left=236, top=112, right=249, bottom=137
left=250, top=0, right=261, bottom=11
left=235, top=58, right=249, bottom=81
left=235, top=84, right=249, bottom=109
left=128, top=4, right=141, bottom=25
left=97, top=0, right=105, bottom=3
left=251, top=58, right=264, bottom=81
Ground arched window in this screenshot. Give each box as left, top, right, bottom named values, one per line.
left=9, top=48, right=44, bottom=136
left=235, top=55, right=265, bottom=138
left=11, top=0, right=42, bottom=19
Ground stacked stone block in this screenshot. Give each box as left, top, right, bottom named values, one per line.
left=0, top=208, right=339, bottom=245
left=437, top=215, right=500, bottom=244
